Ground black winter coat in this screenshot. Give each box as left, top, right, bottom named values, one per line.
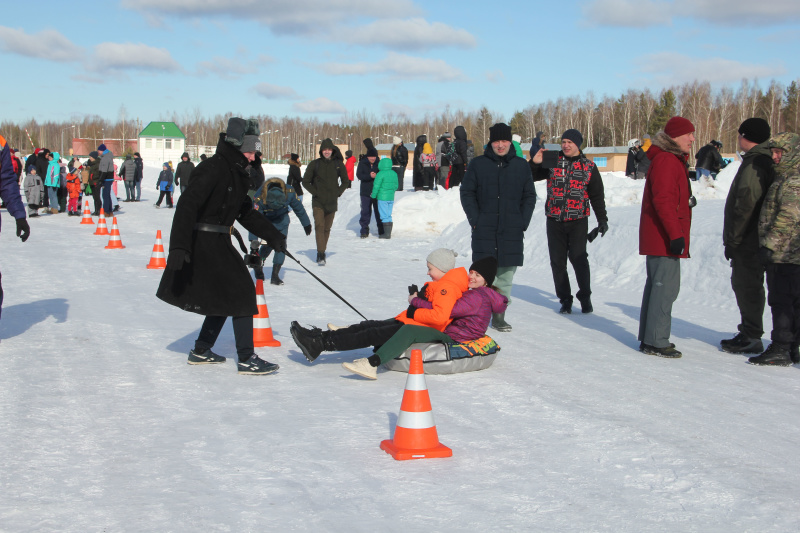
left=287, top=159, right=304, bottom=196
left=356, top=157, right=380, bottom=196
left=301, top=139, right=349, bottom=213
left=413, top=134, right=427, bottom=186
left=453, top=126, right=469, bottom=167
left=156, top=134, right=285, bottom=317
left=391, top=144, right=408, bottom=167
left=461, top=144, right=537, bottom=267
left=174, top=154, right=195, bottom=187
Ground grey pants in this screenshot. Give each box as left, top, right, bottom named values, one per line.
left=638, top=256, right=681, bottom=348
left=494, top=265, right=517, bottom=303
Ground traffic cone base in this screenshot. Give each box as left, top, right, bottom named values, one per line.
left=146, top=230, right=167, bottom=269
left=80, top=201, right=94, bottom=224
left=253, top=279, right=281, bottom=347
left=380, top=349, right=451, bottom=460
left=105, top=217, right=125, bottom=249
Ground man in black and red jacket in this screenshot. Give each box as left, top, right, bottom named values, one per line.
left=530, top=128, right=608, bottom=314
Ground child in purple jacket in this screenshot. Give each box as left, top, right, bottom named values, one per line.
left=341, top=256, right=508, bottom=379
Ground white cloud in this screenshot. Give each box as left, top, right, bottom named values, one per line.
left=197, top=56, right=251, bottom=77
left=317, top=52, right=467, bottom=82
left=254, top=83, right=300, bottom=99
left=293, top=97, right=346, bottom=114
left=342, top=18, right=476, bottom=50
left=635, top=52, right=785, bottom=85
left=582, top=0, right=800, bottom=26
left=92, top=42, right=180, bottom=72
left=0, top=26, right=83, bottom=61
left=485, top=70, right=504, bottom=83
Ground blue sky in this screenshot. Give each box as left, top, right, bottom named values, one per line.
left=4, top=0, right=799, bottom=125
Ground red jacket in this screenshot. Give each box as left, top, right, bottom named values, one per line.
left=639, top=134, right=692, bottom=258
left=395, top=267, right=469, bottom=331
left=345, top=156, right=355, bottom=181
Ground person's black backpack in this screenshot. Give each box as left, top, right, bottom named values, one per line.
left=444, top=141, right=460, bottom=165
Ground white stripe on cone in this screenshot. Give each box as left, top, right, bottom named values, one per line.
left=397, top=410, right=436, bottom=429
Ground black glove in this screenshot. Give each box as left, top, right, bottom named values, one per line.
left=303, top=224, right=312, bottom=236
left=587, top=227, right=600, bottom=243
left=669, top=237, right=685, bottom=256
left=15, top=218, right=30, bottom=242
left=167, top=249, right=191, bottom=270
left=758, top=246, right=773, bottom=266
left=724, top=245, right=734, bottom=261
left=270, top=237, right=287, bottom=254
left=598, top=221, right=609, bottom=236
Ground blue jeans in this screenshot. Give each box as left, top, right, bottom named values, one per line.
left=102, top=180, right=114, bottom=214
left=124, top=181, right=135, bottom=201
left=47, top=186, right=59, bottom=210
left=696, top=168, right=711, bottom=180
left=135, top=180, right=141, bottom=200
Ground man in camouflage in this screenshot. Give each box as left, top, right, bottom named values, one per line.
left=748, top=132, right=800, bottom=366
left=720, top=118, right=775, bottom=354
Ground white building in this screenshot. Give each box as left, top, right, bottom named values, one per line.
left=138, top=122, right=187, bottom=165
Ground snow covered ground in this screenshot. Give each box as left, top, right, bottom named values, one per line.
left=2, top=161, right=799, bottom=532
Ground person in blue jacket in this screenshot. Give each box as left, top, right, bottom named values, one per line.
left=356, top=147, right=383, bottom=238
left=0, top=133, right=31, bottom=319
left=155, top=162, right=174, bottom=208
left=249, top=177, right=312, bottom=285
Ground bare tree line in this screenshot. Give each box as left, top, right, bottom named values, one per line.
left=3, top=78, right=799, bottom=163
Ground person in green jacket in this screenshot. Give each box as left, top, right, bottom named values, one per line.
left=371, top=157, right=398, bottom=239
left=301, top=138, right=349, bottom=265
left=720, top=118, right=775, bottom=355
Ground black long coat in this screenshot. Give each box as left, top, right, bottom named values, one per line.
left=460, top=144, right=537, bottom=267
left=156, top=134, right=284, bottom=317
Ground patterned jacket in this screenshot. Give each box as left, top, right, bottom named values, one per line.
left=759, top=132, right=800, bottom=265
left=531, top=152, right=607, bottom=223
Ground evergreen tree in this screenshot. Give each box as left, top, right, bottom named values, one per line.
left=648, top=90, right=676, bottom=135
left=783, top=81, right=799, bottom=133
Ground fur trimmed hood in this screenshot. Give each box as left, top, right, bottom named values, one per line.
left=650, top=131, right=688, bottom=159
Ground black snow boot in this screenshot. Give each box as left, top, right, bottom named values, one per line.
left=270, top=264, right=284, bottom=285
left=748, top=343, right=793, bottom=366
left=559, top=299, right=572, bottom=314
left=290, top=321, right=328, bottom=362
left=491, top=312, right=512, bottom=332
left=380, top=222, right=393, bottom=239
left=720, top=332, right=764, bottom=354
left=579, top=296, right=593, bottom=314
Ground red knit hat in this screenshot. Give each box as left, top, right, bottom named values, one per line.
left=664, top=116, right=695, bottom=138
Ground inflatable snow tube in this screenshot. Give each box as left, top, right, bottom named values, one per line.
left=382, top=335, right=500, bottom=375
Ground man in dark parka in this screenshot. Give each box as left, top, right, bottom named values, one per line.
left=460, top=123, right=536, bottom=332
left=301, top=138, right=349, bottom=266
left=156, top=117, right=286, bottom=375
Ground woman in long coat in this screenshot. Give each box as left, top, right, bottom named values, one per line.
left=157, top=118, right=286, bottom=375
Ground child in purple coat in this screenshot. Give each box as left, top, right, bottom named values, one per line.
left=341, top=256, right=508, bottom=379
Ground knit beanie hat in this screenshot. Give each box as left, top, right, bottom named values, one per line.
left=89, top=151, right=99, bottom=159
left=561, top=129, right=583, bottom=147
left=512, top=134, right=522, bottom=143
left=291, top=153, right=300, bottom=161
left=240, top=119, right=261, bottom=153
left=97, top=143, right=107, bottom=152
left=469, top=256, right=498, bottom=287
left=366, top=147, right=378, bottom=158
left=426, top=248, right=457, bottom=273
left=664, top=116, right=695, bottom=138
left=738, top=118, right=771, bottom=144
left=488, top=123, right=512, bottom=143
left=344, top=150, right=352, bottom=158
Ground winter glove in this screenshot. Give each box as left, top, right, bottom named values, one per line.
left=15, top=218, right=30, bottom=242
left=758, top=246, right=773, bottom=266
left=167, top=249, right=191, bottom=270
left=669, top=237, right=685, bottom=256
left=587, top=227, right=600, bottom=243
left=598, top=221, right=609, bottom=236
left=303, top=224, right=312, bottom=236
left=724, top=245, right=735, bottom=261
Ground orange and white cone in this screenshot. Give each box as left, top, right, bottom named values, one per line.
left=80, top=201, right=94, bottom=225
left=253, top=279, right=281, bottom=347
left=104, top=217, right=125, bottom=249
left=94, top=209, right=109, bottom=235
left=380, top=348, right=452, bottom=460
left=146, top=230, right=167, bottom=269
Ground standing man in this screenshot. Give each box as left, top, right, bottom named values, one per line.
left=356, top=147, right=382, bottom=238
left=97, top=143, right=115, bottom=215
left=461, top=123, right=536, bottom=332
left=0, top=134, right=31, bottom=319
left=694, top=140, right=724, bottom=181
left=174, top=152, right=195, bottom=195
left=391, top=136, right=408, bottom=191
left=133, top=152, right=143, bottom=201
left=531, top=128, right=608, bottom=314
left=436, top=132, right=452, bottom=190
left=156, top=118, right=285, bottom=375
left=720, top=118, right=775, bottom=354
left=118, top=155, right=136, bottom=202
left=301, top=138, right=349, bottom=266
left=637, top=116, right=696, bottom=358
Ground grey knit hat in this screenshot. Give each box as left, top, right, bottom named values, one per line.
left=426, top=248, right=458, bottom=273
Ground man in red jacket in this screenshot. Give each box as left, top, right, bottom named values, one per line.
left=638, top=116, right=695, bottom=358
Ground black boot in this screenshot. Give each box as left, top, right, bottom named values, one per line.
left=559, top=299, right=572, bottom=314
left=579, top=296, right=593, bottom=314
left=270, top=264, right=284, bottom=285
left=491, top=311, right=512, bottom=332
left=253, top=265, right=265, bottom=280
left=380, top=222, right=393, bottom=239
left=290, top=321, right=326, bottom=362
left=748, top=343, right=793, bottom=366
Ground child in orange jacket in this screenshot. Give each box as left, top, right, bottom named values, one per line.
left=290, top=248, right=468, bottom=362
left=65, top=171, right=83, bottom=216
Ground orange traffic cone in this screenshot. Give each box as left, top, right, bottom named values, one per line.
left=94, top=209, right=109, bottom=235
left=79, top=201, right=94, bottom=225
left=146, top=230, right=167, bottom=269
left=253, top=279, right=281, bottom=347
left=381, top=349, right=452, bottom=460
left=104, top=217, right=125, bottom=249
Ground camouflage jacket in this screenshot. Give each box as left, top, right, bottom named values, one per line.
left=759, top=133, right=800, bottom=264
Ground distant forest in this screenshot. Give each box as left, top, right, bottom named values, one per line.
left=3, top=78, right=798, bottom=163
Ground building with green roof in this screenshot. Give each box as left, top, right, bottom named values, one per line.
left=138, top=122, right=187, bottom=165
